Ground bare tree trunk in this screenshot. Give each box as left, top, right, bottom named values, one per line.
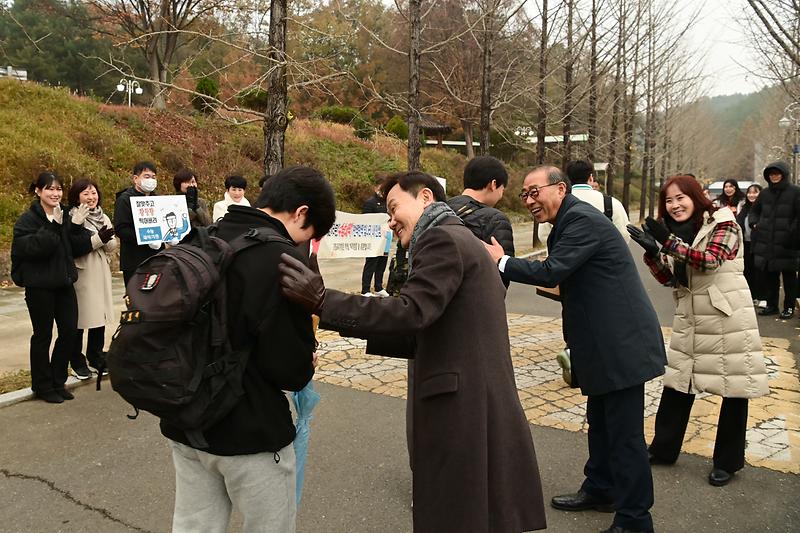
left=641, top=2, right=655, bottom=221
left=407, top=0, right=422, bottom=171
left=149, top=53, right=166, bottom=109
left=607, top=0, right=626, bottom=197
left=263, top=0, right=288, bottom=176
left=479, top=2, right=496, bottom=156
left=562, top=0, right=574, bottom=169
left=462, top=119, right=475, bottom=159
left=536, top=0, right=548, bottom=164
left=587, top=0, right=598, bottom=162
left=622, top=3, right=642, bottom=212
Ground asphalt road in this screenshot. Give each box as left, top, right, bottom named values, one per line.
left=0, top=383, right=798, bottom=533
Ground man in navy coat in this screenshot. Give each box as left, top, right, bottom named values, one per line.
left=485, top=165, right=666, bottom=533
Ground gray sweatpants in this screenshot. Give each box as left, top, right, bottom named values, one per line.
left=169, top=439, right=297, bottom=533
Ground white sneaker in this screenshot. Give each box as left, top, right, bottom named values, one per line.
left=758, top=300, right=767, bottom=308
left=374, top=289, right=390, bottom=297
left=362, top=292, right=374, bottom=297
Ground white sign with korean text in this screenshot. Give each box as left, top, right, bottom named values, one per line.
left=131, top=195, right=191, bottom=245
left=313, top=211, right=392, bottom=259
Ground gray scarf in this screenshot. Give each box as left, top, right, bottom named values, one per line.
left=407, top=202, right=459, bottom=269
left=82, top=206, right=107, bottom=233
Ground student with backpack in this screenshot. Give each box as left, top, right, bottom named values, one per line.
left=169, top=166, right=334, bottom=531
left=446, top=155, right=515, bottom=256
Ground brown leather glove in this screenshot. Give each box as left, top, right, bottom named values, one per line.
left=97, top=226, right=115, bottom=243
left=278, top=253, right=325, bottom=314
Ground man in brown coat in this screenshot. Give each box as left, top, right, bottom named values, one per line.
left=278, top=171, right=546, bottom=533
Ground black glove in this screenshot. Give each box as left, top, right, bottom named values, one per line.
left=644, top=216, right=671, bottom=245
left=97, top=226, right=115, bottom=243
left=627, top=224, right=660, bottom=257
left=185, top=186, right=199, bottom=211
left=278, top=253, right=326, bottom=314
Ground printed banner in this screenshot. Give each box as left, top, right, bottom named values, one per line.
left=130, top=195, right=191, bottom=245
left=314, top=211, right=391, bottom=259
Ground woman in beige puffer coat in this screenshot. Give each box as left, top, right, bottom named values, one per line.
left=628, top=174, right=768, bottom=488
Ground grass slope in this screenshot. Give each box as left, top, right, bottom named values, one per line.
left=0, top=79, right=496, bottom=277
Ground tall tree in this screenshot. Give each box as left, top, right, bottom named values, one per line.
left=408, top=0, right=422, bottom=170
left=744, top=0, right=800, bottom=98
left=535, top=0, right=548, bottom=164
left=263, top=0, right=288, bottom=175
left=88, top=0, right=227, bottom=108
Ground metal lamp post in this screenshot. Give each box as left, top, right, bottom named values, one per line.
left=116, top=78, right=143, bottom=107
left=778, top=102, right=800, bottom=185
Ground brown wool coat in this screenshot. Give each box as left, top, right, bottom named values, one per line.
left=321, top=218, right=546, bottom=533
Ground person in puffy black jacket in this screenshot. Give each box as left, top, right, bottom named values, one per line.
left=160, top=166, right=336, bottom=532
left=749, top=161, right=800, bottom=318
left=11, top=172, right=92, bottom=404
left=446, top=155, right=515, bottom=256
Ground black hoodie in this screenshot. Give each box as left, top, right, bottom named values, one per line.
left=160, top=205, right=315, bottom=456
left=749, top=160, right=800, bottom=271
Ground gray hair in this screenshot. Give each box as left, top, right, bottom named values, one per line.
left=527, top=165, right=572, bottom=192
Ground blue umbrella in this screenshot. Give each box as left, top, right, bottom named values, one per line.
left=292, top=381, right=321, bottom=504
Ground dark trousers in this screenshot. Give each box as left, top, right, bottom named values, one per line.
left=123, top=269, right=134, bottom=287
left=361, top=256, right=388, bottom=294
left=70, top=326, right=106, bottom=370
left=763, top=268, right=797, bottom=311
left=24, top=286, right=77, bottom=393
left=649, top=386, right=748, bottom=473
left=742, top=242, right=763, bottom=300
left=581, top=384, right=653, bottom=531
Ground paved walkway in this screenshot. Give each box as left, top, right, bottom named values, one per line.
left=314, top=316, right=800, bottom=475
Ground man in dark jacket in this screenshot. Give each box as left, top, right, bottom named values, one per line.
left=360, top=176, right=389, bottom=296
left=485, top=165, right=666, bottom=533
left=160, top=166, right=335, bottom=532
left=749, top=160, right=800, bottom=318
left=446, top=155, right=515, bottom=256
left=279, top=171, right=546, bottom=533
left=113, top=161, right=163, bottom=286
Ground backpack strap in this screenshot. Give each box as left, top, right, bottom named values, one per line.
left=228, top=226, right=294, bottom=255
left=455, top=200, right=484, bottom=220
left=603, top=194, right=613, bottom=220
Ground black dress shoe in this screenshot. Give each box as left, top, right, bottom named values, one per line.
left=779, top=308, right=794, bottom=319
left=759, top=306, right=779, bottom=316
left=55, top=388, right=74, bottom=400
left=551, top=490, right=614, bottom=513
left=35, top=390, right=64, bottom=404
left=708, top=468, right=732, bottom=486
left=599, top=526, right=655, bottom=533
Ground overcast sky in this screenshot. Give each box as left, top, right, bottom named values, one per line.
left=686, top=0, right=766, bottom=97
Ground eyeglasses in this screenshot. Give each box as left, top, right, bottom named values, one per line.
left=518, top=182, right=562, bottom=201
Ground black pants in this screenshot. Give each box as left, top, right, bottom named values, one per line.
left=123, top=269, right=134, bottom=287
left=649, top=386, right=748, bottom=473
left=763, top=268, right=797, bottom=311
left=580, top=384, right=653, bottom=531
left=742, top=242, right=763, bottom=300
left=24, top=286, right=77, bottom=393
left=70, top=326, right=106, bottom=370
left=361, top=256, right=388, bottom=294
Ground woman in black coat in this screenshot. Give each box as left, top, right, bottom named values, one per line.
left=736, top=183, right=763, bottom=302
left=10, top=172, right=92, bottom=403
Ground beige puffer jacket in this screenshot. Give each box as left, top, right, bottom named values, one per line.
left=664, top=207, right=769, bottom=398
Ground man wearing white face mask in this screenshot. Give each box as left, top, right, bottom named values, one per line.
left=114, top=161, right=163, bottom=286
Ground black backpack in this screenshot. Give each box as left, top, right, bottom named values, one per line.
left=106, top=225, right=292, bottom=448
